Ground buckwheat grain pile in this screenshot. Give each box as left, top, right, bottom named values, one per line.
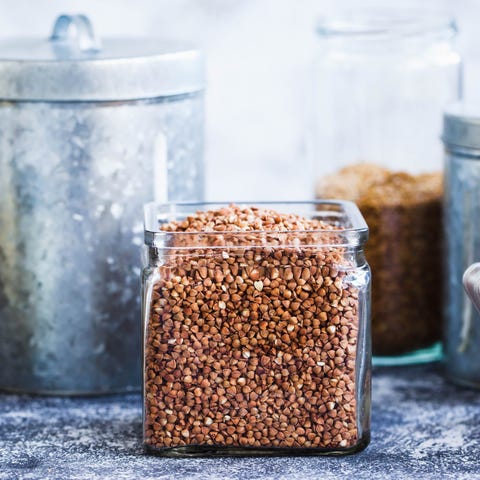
left=317, top=164, right=442, bottom=355
left=144, top=205, right=364, bottom=451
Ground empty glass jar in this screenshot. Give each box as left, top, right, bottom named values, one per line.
left=313, top=7, right=462, bottom=363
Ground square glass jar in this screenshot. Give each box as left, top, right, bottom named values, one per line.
left=142, top=201, right=371, bottom=456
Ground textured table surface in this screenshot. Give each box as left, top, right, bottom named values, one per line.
left=1, top=363, right=479, bottom=480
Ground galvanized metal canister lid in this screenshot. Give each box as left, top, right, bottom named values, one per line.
left=443, top=102, right=480, bottom=156
left=0, top=14, right=205, bottom=101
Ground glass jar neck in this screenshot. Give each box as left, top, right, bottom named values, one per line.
left=316, top=9, right=457, bottom=52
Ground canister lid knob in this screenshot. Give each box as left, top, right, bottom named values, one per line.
left=50, top=14, right=101, bottom=54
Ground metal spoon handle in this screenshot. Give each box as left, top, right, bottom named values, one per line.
left=463, top=262, right=480, bottom=313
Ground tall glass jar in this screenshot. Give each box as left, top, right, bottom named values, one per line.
left=443, top=104, right=480, bottom=388
left=0, top=15, right=205, bottom=394
left=313, top=8, right=462, bottom=364
left=142, top=201, right=371, bottom=456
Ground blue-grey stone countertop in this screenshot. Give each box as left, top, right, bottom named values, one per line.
left=1, top=363, right=479, bottom=480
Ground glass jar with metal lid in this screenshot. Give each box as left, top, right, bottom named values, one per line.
left=443, top=103, right=480, bottom=388
left=0, top=14, right=205, bottom=394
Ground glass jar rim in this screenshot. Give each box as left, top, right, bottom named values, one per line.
left=316, top=8, right=457, bottom=41
left=143, top=200, right=369, bottom=249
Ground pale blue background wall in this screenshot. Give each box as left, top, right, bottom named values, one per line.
left=0, top=0, right=477, bottom=200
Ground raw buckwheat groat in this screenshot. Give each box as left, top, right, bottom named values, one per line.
left=144, top=205, right=363, bottom=451
left=317, top=164, right=442, bottom=356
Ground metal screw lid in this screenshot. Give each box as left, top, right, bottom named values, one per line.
left=0, top=14, right=205, bottom=101
left=443, top=102, right=480, bottom=155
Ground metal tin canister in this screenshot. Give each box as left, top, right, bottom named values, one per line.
left=0, top=15, right=205, bottom=394
left=443, top=103, right=480, bottom=389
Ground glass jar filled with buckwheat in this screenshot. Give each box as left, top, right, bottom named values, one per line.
left=142, top=201, right=371, bottom=456
left=313, top=6, right=462, bottom=363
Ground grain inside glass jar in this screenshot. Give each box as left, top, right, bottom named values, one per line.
left=143, top=202, right=370, bottom=455
left=317, top=164, right=442, bottom=357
